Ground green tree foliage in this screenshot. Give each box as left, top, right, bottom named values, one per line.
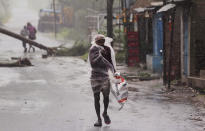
left=59, top=0, right=106, bottom=11
left=59, top=0, right=107, bottom=28
left=57, top=0, right=120, bottom=40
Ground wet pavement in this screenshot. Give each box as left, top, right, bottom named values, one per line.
left=0, top=0, right=205, bottom=131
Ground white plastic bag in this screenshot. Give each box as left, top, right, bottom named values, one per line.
left=111, top=75, right=128, bottom=110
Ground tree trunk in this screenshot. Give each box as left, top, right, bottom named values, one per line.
left=0, top=27, right=54, bottom=55
left=107, top=0, right=114, bottom=46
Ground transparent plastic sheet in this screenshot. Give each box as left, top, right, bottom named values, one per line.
left=88, top=34, right=128, bottom=110
left=88, top=34, right=116, bottom=80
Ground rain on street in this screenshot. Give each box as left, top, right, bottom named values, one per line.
left=0, top=0, right=205, bottom=131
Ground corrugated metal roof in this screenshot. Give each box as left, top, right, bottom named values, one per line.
left=134, top=7, right=155, bottom=13
left=150, top=1, right=164, bottom=6
left=167, top=0, right=185, bottom=2
left=132, top=0, right=152, bottom=8
left=132, top=0, right=162, bottom=8
left=157, top=3, right=176, bottom=13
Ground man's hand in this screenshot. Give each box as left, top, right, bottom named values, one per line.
left=99, top=48, right=106, bottom=55
left=114, top=72, right=120, bottom=77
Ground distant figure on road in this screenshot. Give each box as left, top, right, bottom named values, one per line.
left=27, top=22, right=37, bottom=52
left=89, top=34, right=116, bottom=127
left=20, top=26, right=29, bottom=53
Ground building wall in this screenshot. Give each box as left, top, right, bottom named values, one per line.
left=190, top=0, right=205, bottom=77
left=181, top=6, right=190, bottom=79
left=138, top=15, right=153, bottom=63
left=152, top=13, right=163, bottom=73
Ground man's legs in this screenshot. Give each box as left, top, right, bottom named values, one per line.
left=102, top=81, right=111, bottom=124
left=94, top=92, right=102, bottom=126
left=22, top=42, right=27, bottom=53
left=102, top=91, right=109, bottom=115
left=94, top=92, right=101, bottom=120
left=28, top=38, right=35, bottom=52
left=28, top=45, right=35, bottom=53
left=28, top=45, right=31, bottom=52
left=32, top=46, right=35, bottom=52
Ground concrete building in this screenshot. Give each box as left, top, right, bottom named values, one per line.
left=125, top=0, right=205, bottom=88
left=182, top=0, right=205, bottom=89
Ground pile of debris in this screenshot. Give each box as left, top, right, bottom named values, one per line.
left=0, top=58, right=32, bottom=67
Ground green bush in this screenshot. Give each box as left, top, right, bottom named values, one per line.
left=80, top=52, right=89, bottom=62
left=113, top=28, right=126, bottom=43
left=138, top=72, right=151, bottom=78
left=56, top=40, right=90, bottom=56
left=57, top=28, right=71, bottom=40
left=57, top=27, right=87, bottom=41
left=116, top=50, right=126, bottom=63
left=98, top=30, right=107, bottom=36
left=114, top=29, right=127, bottom=64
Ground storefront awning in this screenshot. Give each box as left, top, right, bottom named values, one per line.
left=134, top=7, right=155, bottom=13
left=157, top=3, right=176, bottom=13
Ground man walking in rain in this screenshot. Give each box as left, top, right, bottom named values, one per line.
left=89, top=34, right=116, bottom=127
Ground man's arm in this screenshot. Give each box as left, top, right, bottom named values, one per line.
left=89, top=47, right=115, bottom=73
left=105, top=46, right=116, bottom=73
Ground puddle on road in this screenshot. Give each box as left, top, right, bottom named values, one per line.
left=20, top=99, right=48, bottom=114
left=145, top=94, right=171, bottom=102
left=0, top=68, right=20, bottom=87
left=0, top=98, right=48, bottom=114
left=15, top=79, right=47, bottom=85
left=85, top=126, right=133, bottom=131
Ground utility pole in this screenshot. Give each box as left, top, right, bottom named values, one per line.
left=107, top=0, right=114, bottom=46
left=168, top=9, right=176, bottom=89
left=162, top=0, right=167, bottom=86
left=53, top=0, right=57, bottom=39
left=118, top=0, right=121, bottom=41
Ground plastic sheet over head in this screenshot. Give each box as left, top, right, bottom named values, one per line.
left=88, top=34, right=117, bottom=79
left=92, top=34, right=116, bottom=70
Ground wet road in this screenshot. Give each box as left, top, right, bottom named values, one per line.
left=0, top=0, right=205, bottom=131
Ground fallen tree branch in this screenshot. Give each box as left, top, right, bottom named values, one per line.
left=0, top=58, right=32, bottom=67
left=0, top=27, right=54, bottom=55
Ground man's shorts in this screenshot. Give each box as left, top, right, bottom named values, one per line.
left=91, top=79, right=110, bottom=97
